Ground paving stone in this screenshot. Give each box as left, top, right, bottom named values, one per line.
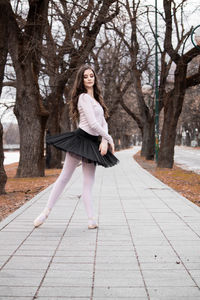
left=14, top=250, right=54, bottom=256
left=134, top=239, right=169, bottom=246
left=95, top=263, right=140, bottom=271
left=139, top=251, right=179, bottom=263
left=148, top=286, right=200, bottom=297
left=3, top=256, right=51, bottom=270
left=52, top=256, right=94, bottom=263
left=94, top=270, right=144, bottom=287
left=42, top=275, right=92, bottom=286
left=47, top=266, right=93, bottom=274
left=0, top=277, right=42, bottom=286
left=180, top=256, right=200, bottom=263
left=95, top=256, right=138, bottom=264
left=48, top=262, right=93, bottom=271
left=18, top=244, right=57, bottom=251
left=93, top=287, right=147, bottom=297
left=0, top=286, right=37, bottom=297
left=96, top=250, right=136, bottom=257
left=143, top=269, right=195, bottom=286
left=38, top=286, right=91, bottom=297
left=0, top=250, right=14, bottom=255
left=96, top=245, right=134, bottom=251
left=55, top=250, right=95, bottom=256
left=0, top=269, right=45, bottom=277
left=173, top=245, right=200, bottom=256
left=94, top=269, right=142, bottom=279
left=140, top=261, right=185, bottom=270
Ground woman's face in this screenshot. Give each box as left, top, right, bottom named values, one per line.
left=83, top=69, right=95, bottom=90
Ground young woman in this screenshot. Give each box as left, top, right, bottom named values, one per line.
left=33, top=65, right=119, bottom=229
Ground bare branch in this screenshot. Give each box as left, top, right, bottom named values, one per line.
left=183, top=46, right=200, bottom=64
left=2, top=81, right=17, bottom=88
left=119, top=97, right=143, bottom=131
left=186, top=71, right=200, bottom=88
left=163, top=0, right=180, bottom=63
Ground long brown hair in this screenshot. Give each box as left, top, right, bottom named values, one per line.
left=69, top=65, right=109, bottom=123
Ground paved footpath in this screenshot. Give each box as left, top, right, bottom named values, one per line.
left=1, top=148, right=200, bottom=300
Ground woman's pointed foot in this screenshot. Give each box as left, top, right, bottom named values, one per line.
left=88, top=217, right=98, bottom=229
left=34, top=208, right=51, bottom=228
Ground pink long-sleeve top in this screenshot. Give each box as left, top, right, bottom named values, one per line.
left=78, top=93, right=113, bottom=144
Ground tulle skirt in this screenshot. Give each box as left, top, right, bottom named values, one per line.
left=46, top=128, right=119, bottom=168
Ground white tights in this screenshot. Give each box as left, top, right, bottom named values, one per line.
left=45, top=153, right=96, bottom=219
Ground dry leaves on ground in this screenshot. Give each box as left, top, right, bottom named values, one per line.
left=134, top=151, right=200, bottom=207
left=0, top=163, right=61, bottom=221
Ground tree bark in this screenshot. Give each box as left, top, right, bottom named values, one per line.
left=158, top=63, right=187, bottom=168
left=46, top=90, right=64, bottom=169
left=14, top=64, right=47, bottom=176
left=141, top=117, right=155, bottom=160
left=158, top=102, right=178, bottom=168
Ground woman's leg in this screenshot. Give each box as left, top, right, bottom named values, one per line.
left=45, top=153, right=80, bottom=210
left=81, top=162, right=97, bottom=228
left=34, top=153, right=80, bottom=227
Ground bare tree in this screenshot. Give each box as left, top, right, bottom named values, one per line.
left=108, top=0, right=157, bottom=160
left=1, top=0, right=50, bottom=177
left=158, top=0, right=200, bottom=167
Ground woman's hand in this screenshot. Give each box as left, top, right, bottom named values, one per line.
left=109, top=142, right=115, bottom=154
left=99, top=140, right=108, bottom=156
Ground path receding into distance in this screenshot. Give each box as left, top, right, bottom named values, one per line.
left=1, top=148, right=200, bottom=299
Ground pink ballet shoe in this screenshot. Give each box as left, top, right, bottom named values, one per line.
left=34, top=208, right=51, bottom=227
left=88, top=218, right=98, bottom=229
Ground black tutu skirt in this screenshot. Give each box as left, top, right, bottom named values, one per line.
left=46, top=128, right=119, bottom=168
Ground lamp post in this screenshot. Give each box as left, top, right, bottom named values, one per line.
left=191, top=25, right=200, bottom=49
left=155, top=0, right=159, bottom=163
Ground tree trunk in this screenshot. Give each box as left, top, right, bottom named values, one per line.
left=141, top=117, right=155, bottom=160
left=45, top=83, right=67, bottom=168
left=16, top=115, right=46, bottom=177
left=46, top=110, right=62, bottom=169
left=158, top=57, right=188, bottom=168
left=14, top=66, right=48, bottom=177
left=158, top=95, right=183, bottom=168
left=0, top=123, right=7, bottom=194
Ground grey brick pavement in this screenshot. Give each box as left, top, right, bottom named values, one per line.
left=1, top=148, right=200, bottom=299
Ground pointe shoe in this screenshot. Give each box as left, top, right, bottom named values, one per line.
left=88, top=218, right=98, bottom=229
left=34, top=208, right=51, bottom=227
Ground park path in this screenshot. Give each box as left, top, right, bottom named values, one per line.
left=1, top=148, right=200, bottom=299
